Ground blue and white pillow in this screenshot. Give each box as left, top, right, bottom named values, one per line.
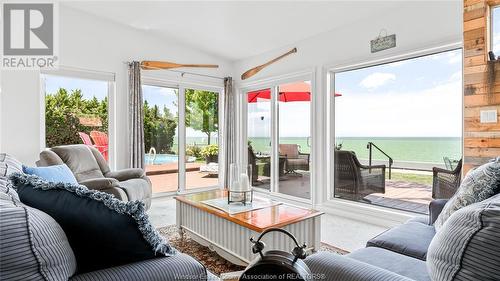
left=23, top=164, right=78, bottom=185
left=434, top=158, right=500, bottom=231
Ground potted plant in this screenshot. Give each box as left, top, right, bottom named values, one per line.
left=201, top=144, right=218, bottom=163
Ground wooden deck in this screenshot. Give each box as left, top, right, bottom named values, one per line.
left=365, top=180, right=432, bottom=214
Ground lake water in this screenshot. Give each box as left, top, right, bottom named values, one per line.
left=248, top=137, right=462, bottom=167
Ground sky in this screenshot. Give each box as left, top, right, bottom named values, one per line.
left=248, top=49, right=463, bottom=138
left=45, top=75, right=108, bottom=100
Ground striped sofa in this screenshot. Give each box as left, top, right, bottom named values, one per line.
left=0, top=153, right=214, bottom=281
left=304, top=196, right=500, bottom=281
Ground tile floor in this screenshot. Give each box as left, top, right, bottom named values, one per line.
left=148, top=196, right=388, bottom=253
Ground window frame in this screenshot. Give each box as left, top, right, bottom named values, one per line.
left=239, top=69, right=316, bottom=204
left=40, top=68, right=116, bottom=168
left=489, top=4, right=500, bottom=55
left=326, top=45, right=464, bottom=210
left=141, top=77, right=224, bottom=196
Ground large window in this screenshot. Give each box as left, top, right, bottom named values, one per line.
left=246, top=78, right=312, bottom=200
left=332, top=49, right=463, bottom=214
left=43, top=74, right=111, bottom=162
left=142, top=83, right=221, bottom=194
left=491, top=6, right=500, bottom=55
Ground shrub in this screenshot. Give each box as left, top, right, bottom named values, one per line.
left=186, top=145, right=202, bottom=158
left=201, top=144, right=218, bottom=158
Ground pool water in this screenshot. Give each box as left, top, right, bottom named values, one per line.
left=145, top=154, right=195, bottom=165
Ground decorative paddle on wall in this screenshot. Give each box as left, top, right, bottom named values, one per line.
left=140, top=60, right=219, bottom=70
left=241, top=48, right=297, bottom=80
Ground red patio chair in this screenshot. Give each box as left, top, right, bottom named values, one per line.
left=78, top=132, right=93, bottom=146
left=90, top=130, right=109, bottom=161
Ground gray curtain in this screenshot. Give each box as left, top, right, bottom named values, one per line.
left=128, top=61, right=145, bottom=169
left=223, top=77, right=237, bottom=188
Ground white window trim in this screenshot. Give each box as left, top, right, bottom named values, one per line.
left=489, top=4, right=499, bottom=54
left=40, top=67, right=116, bottom=169
left=141, top=76, right=224, bottom=196
left=324, top=43, right=464, bottom=225
left=239, top=68, right=316, bottom=205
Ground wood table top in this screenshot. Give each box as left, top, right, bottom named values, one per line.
left=174, top=190, right=323, bottom=232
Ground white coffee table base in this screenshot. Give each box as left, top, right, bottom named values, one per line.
left=176, top=200, right=321, bottom=266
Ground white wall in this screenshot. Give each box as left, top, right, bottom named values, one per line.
left=233, top=1, right=462, bottom=205
left=0, top=5, right=232, bottom=167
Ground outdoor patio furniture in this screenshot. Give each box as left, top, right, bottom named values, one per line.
left=443, top=156, right=459, bottom=170
left=36, top=144, right=152, bottom=209
left=90, top=130, right=109, bottom=161
left=432, top=159, right=462, bottom=199
left=248, top=146, right=269, bottom=186
left=279, top=144, right=309, bottom=175
left=78, top=132, right=93, bottom=145
left=334, top=150, right=386, bottom=201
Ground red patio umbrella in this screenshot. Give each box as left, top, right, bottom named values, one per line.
left=247, top=82, right=340, bottom=103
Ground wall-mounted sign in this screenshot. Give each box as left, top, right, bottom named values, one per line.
left=371, top=34, right=396, bottom=53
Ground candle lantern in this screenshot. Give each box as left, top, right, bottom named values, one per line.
left=228, top=163, right=253, bottom=205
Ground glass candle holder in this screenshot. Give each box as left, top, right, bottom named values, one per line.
left=229, top=163, right=252, bottom=203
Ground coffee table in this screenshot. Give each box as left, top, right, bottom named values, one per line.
left=175, top=190, right=323, bottom=266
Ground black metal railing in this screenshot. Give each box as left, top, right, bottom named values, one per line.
left=366, top=142, right=393, bottom=179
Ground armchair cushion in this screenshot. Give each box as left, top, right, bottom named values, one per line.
left=79, top=178, right=120, bottom=190
left=105, top=168, right=146, bottom=182
left=434, top=158, right=500, bottom=231
left=304, top=251, right=414, bottom=281
left=427, top=194, right=500, bottom=281
left=50, top=145, right=105, bottom=182
left=10, top=173, right=175, bottom=274
left=23, top=164, right=78, bottom=185
left=429, top=199, right=448, bottom=225
left=367, top=221, right=435, bottom=261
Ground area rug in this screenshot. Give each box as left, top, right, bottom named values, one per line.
left=158, top=225, right=348, bottom=276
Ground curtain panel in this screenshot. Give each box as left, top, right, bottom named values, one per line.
left=128, top=61, right=145, bottom=169
left=223, top=77, right=237, bottom=188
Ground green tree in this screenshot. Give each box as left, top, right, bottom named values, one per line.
left=143, top=101, right=177, bottom=154
left=45, top=88, right=108, bottom=147
left=184, top=89, right=218, bottom=144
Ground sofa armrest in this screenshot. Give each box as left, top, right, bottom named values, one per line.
left=105, top=168, right=146, bottom=181
left=79, top=178, right=120, bottom=190
left=429, top=199, right=448, bottom=225
left=304, top=252, right=413, bottom=281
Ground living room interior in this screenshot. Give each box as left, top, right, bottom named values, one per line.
left=1, top=1, right=499, bottom=281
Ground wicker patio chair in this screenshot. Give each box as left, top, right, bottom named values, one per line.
left=432, top=159, right=462, bottom=199
left=334, top=150, right=386, bottom=201
left=279, top=144, right=310, bottom=175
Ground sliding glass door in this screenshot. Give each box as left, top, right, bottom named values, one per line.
left=143, top=82, right=221, bottom=194
left=143, top=85, right=179, bottom=194
left=245, top=78, right=312, bottom=200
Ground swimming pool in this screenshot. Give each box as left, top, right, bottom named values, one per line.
left=145, top=154, right=196, bottom=165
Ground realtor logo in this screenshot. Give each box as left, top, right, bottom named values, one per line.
left=2, top=3, right=58, bottom=69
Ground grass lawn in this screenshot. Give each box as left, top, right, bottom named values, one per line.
left=387, top=171, right=433, bottom=186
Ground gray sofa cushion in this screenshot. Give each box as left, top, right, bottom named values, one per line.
left=434, top=158, right=500, bottom=231
left=119, top=178, right=152, bottom=209
left=305, top=251, right=414, bottom=281
left=0, top=187, right=77, bottom=281
left=50, top=145, right=105, bottom=181
left=69, top=253, right=207, bottom=281
left=367, top=221, right=435, bottom=260
left=427, top=194, right=500, bottom=281
left=348, top=247, right=430, bottom=281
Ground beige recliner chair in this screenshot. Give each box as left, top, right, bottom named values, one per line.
left=36, top=144, right=152, bottom=209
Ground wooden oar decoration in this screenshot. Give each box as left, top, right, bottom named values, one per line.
left=241, top=48, right=297, bottom=80
left=140, top=60, right=219, bottom=70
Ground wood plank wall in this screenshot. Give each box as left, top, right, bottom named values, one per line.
left=464, top=0, right=500, bottom=172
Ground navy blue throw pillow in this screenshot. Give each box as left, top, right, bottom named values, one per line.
left=9, top=173, right=175, bottom=274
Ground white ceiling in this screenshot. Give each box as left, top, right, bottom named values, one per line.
left=63, top=1, right=431, bottom=61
